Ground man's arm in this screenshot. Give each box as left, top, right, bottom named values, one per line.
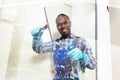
left=83, top=39, right=96, bottom=69
left=31, top=26, right=53, bottom=54
left=32, top=41, right=53, bottom=53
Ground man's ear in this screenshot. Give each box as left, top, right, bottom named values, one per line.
left=70, top=21, right=71, bottom=26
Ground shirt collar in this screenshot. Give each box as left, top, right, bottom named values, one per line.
left=59, top=33, right=75, bottom=40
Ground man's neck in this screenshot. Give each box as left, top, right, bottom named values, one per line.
left=61, top=34, right=71, bottom=39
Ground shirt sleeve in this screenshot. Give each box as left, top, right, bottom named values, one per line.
left=32, top=41, right=53, bottom=54
left=81, top=38, right=96, bottom=69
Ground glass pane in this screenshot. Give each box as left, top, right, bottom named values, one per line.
left=0, top=0, right=96, bottom=80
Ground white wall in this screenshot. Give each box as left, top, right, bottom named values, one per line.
left=0, top=22, right=14, bottom=80
left=0, top=0, right=18, bottom=79
left=109, top=0, right=120, bottom=80
left=111, top=44, right=120, bottom=80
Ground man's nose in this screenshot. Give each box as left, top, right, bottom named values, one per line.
left=61, top=23, right=65, bottom=28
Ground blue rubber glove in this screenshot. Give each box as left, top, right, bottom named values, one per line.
left=67, top=45, right=89, bottom=65
left=31, top=27, right=44, bottom=46
left=81, top=53, right=89, bottom=66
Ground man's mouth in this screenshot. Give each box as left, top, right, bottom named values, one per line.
left=62, top=29, right=67, bottom=33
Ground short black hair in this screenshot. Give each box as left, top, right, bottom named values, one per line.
left=56, top=13, right=70, bottom=23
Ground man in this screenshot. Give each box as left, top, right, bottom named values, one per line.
left=31, top=14, right=96, bottom=80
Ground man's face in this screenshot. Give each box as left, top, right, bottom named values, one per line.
left=56, top=16, right=71, bottom=37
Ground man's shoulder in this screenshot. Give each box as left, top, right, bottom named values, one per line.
left=72, top=34, right=85, bottom=40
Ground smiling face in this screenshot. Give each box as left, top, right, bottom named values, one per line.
left=56, top=15, right=71, bottom=38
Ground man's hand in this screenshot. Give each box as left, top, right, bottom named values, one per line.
left=67, top=47, right=82, bottom=61
left=82, top=53, right=89, bottom=66
left=67, top=46, right=89, bottom=65
left=31, top=27, right=44, bottom=46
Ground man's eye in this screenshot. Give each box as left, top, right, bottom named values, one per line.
left=57, top=24, right=61, bottom=27
left=64, top=22, right=67, bottom=24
